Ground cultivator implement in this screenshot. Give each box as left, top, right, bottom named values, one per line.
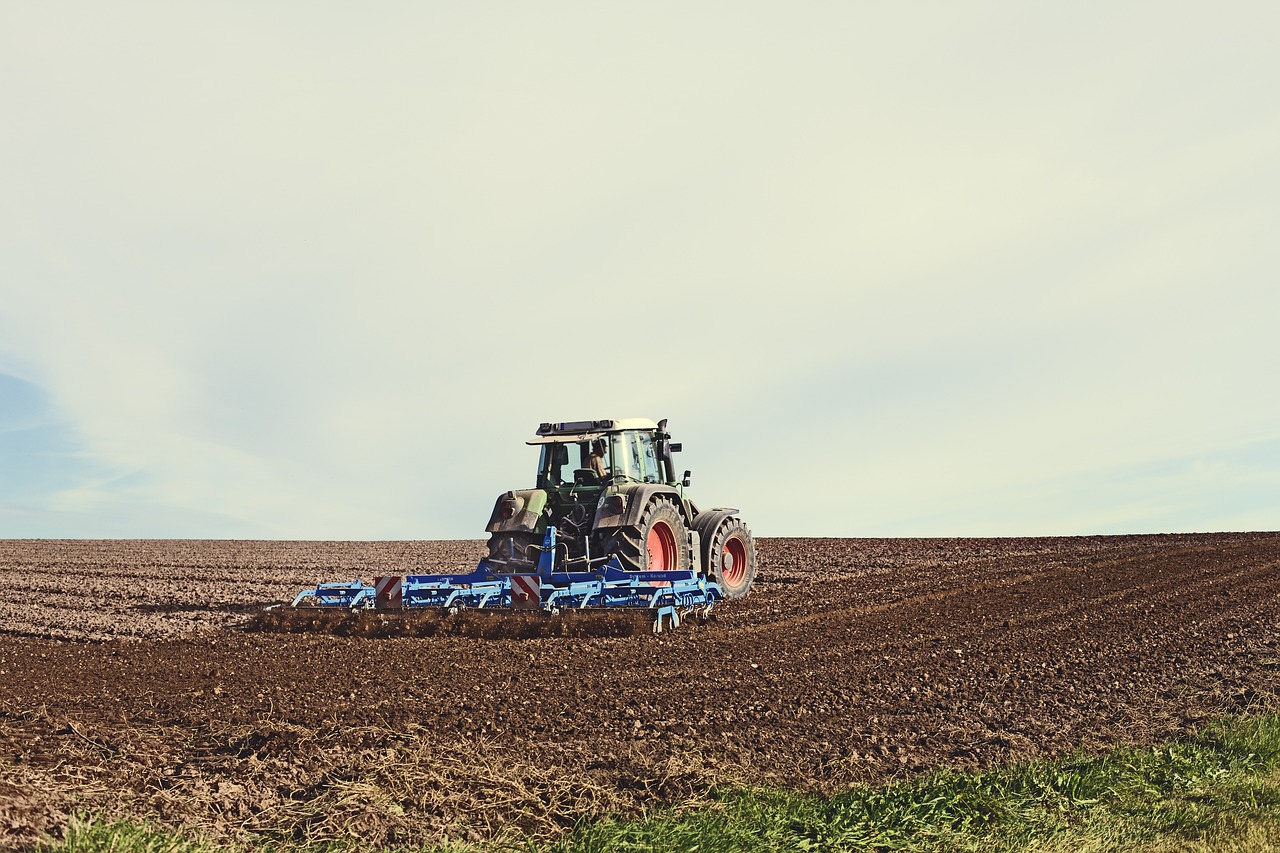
left=288, top=527, right=722, bottom=633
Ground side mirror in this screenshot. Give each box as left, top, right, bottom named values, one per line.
left=682, top=470, right=692, bottom=487
left=669, top=443, right=682, bottom=453
left=556, top=445, right=570, bottom=466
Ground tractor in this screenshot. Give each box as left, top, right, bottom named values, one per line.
left=483, top=418, right=756, bottom=599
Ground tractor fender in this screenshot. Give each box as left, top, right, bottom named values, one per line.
left=693, top=507, right=741, bottom=574
left=484, top=489, right=548, bottom=534
left=592, top=484, right=688, bottom=531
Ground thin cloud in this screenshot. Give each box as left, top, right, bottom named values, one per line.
left=1, top=2, right=1277, bottom=537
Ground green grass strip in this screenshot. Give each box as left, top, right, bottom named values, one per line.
left=45, top=819, right=224, bottom=853
left=37, top=714, right=1280, bottom=852
left=556, top=714, right=1280, bottom=853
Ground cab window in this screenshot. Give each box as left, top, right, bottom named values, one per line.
left=538, top=442, right=588, bottom=487
left=608, top=432, right=662, bottom=484
left=637, top=432, right=662, bottom=483
left=608, top=434, right=635, bottom=482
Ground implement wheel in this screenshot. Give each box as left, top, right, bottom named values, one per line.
left=707, top=518, right=757, bottom=599
left=606, top=498, right=690, bottom=573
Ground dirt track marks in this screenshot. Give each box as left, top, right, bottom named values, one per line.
left=0, top=533, right=1278, bottom=849
left=0, top=539, right=486, bottom=640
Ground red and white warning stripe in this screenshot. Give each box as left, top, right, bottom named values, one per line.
left=373, top=575, right=403, bottom=609
left=510, top=575, right=540, bottom=609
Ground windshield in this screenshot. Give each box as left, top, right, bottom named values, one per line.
left=605, top=431, right=664, bottom=484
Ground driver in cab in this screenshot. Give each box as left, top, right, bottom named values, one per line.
left=588, top=438, right=608, bottom=482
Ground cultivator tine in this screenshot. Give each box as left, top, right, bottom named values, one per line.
left=652, top=606, right=681, bottom=634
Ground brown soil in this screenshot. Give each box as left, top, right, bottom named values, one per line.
left=1, top=533, right=1278, bottom=850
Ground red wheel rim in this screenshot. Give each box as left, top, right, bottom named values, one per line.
left=646, top=521, right=677, bottom=571
left=722, top=536, right=748, bottom=586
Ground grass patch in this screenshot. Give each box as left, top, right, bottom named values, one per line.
left=557, top=714, right=1280, bottom=852
left=45, top=819, right=225, bottom=853
left=36, top=715, right=1280, bottom=852
left=42, top=819, right=475, bottom=853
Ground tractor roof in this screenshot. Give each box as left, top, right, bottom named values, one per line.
left=528, top=418, right=660, bottom=445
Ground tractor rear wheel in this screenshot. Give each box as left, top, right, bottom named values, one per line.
left=605, top=498, right=690, bottom=573
left=707, top=518, right=757, bottom=599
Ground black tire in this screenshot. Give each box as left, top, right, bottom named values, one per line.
left=706, top=518, right=756, bottom=599
left=486, top=531, right=538, bottom=571
left=603, top=498, right=690, bottom=573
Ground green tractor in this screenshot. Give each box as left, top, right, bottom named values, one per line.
left=483, top=418, right=757, bottom=599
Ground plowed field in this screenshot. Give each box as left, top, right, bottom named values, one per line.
left=3, top=533, right=1279, bottom=850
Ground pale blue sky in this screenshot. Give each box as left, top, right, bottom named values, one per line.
left=2, top=2, right=1277, bottom=538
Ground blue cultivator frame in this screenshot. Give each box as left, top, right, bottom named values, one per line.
left=290, top=527, right=723, bottom=632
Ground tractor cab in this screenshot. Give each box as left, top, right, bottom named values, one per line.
left=531, top=419, right=667, bottom=490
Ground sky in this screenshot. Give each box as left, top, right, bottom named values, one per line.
left=2, top=2, right=1278, bottom=540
